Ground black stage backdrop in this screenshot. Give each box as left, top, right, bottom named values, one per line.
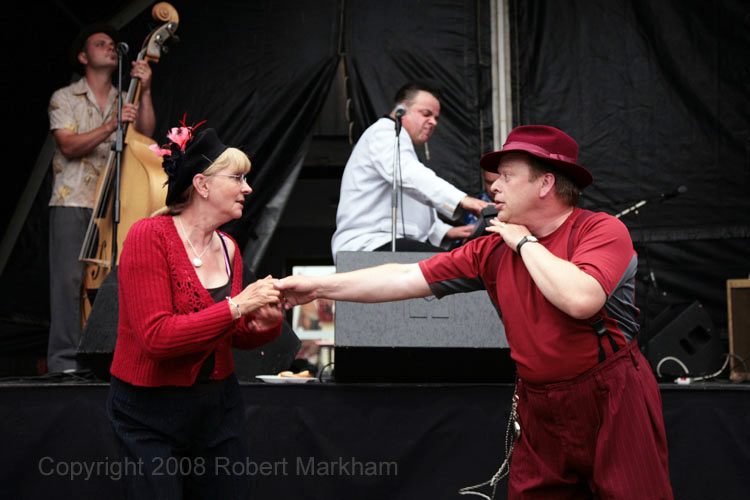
left=507, top=0, right=750, bottom=331
left=133, top=0, right=342, bottom=251
left=343, top=0, right=494, bottom=190
left=140, top=0, right=492, bottom=250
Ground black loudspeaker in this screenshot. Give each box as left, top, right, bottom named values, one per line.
left=643, top=301, right=723, bottom=378
left=77, top=271, right=120, bottom=379
left=77, top=267, right=300, bottom=381
left=334, top=251, right=515, bottom=383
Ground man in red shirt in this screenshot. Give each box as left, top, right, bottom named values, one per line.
left=276, top=125, right=673, bottom=499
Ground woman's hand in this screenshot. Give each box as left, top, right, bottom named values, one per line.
left=231, top=275, right=281, bottom=317
left=247, top=303, right=283, bottom=331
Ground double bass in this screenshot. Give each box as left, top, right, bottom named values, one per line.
left=79, top=3, right=179, bottom=327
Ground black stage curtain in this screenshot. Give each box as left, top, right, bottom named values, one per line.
left=123, top=0, right=342, bottom=253
left=508, top=0, right=750, bottom=329
left=1, top=0, right=491, bottom=330
left=6, top=0, right=747, bottom=360
left=133, top=0, right=492, bottom=252
left=344, top=0, right=494, bottom=195
left=1, top=383, right=748, bottom=499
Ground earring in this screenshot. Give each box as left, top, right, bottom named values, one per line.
left=203, top=192, right=209, bottom=200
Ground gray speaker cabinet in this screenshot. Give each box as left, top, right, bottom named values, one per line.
left=333, top=251, right=513, bottom=382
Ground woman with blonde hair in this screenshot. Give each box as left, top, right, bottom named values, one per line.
left=107, top=120, right=281, bottom=498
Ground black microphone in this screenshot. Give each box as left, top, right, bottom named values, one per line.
left=116, top=42, right=129, bottom=55
left=657, top=185, right=688, bottom=202
left=394, top=105, right=406, bottom=134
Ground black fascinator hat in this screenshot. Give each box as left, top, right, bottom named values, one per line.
left=150, top=116, right=228, bottom=206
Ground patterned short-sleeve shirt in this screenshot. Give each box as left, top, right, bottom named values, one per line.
left=48, top=77, right=117, bottom=208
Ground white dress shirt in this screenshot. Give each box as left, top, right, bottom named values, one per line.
left=331, top=117, right=466, bottom=261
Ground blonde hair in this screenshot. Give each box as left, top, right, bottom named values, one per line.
left=153, top=147, right=251, bottom=216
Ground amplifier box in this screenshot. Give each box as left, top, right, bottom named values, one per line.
left=334, top=251, right=513, bottom=382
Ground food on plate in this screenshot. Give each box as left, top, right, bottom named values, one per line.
left=277, top=370, right=312, bottom=378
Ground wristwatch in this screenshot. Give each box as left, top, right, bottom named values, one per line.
left=516, top=235, right=539, bottom=255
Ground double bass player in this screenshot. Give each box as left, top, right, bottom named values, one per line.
left=47, top=24, right=155, bottom=373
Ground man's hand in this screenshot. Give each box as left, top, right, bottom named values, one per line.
left=274, top=275, right=318, bottom=310
left=446, top=225, right=474, bottom=241
left=103, top=61, right=152, bottom=129
left=130, top=60, right=155, bottom=137
left=485, top=217, right=607, bottom=319
left=131, top=60, right=152, bottom=91
left=485, top=217, right=530, bottom=252
left=460, top=196, right=492, bottom=216
left=111, top=103, right=140, bottom=125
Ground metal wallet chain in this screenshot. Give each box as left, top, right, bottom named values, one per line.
left=458, top=385, right=521, bottom=500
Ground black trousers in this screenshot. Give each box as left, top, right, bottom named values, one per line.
left=107, top=375, right=251, bottom=499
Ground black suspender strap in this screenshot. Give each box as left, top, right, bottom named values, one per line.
left=570, top=210, right=621, bottom=363
left=591, top=317, right=619, bottom=363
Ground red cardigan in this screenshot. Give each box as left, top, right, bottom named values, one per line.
left=110, top=215, right=281, bottom=387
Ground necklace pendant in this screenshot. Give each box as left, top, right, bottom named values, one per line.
left=193, top=257, right=203, bottom=267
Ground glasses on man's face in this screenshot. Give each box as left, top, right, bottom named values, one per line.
left=213, top=173, right=247, bottom=184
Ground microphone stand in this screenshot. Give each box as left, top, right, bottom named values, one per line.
left=111, top=46, right=127, bottom=267
left=614, top=199, right=647, bottom=219
left=614, top=197, right=660, bottom=290
left=391, top=117, right=402, bottom=252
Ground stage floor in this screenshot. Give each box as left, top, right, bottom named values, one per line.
left=1, top=380, right=748, bottom=499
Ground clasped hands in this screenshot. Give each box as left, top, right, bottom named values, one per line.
left=230, top=274, right=319, bottom=326
left=230, top=276, right=283, bottom=330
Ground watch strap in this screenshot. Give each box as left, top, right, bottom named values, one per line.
left=516, top=235, right=538, bottom=255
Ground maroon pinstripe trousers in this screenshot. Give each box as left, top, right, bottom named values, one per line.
left=509, top=341, right=674, bottom=500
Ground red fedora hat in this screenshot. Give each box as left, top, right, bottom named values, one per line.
left=480, top=125, right=593, bottom=188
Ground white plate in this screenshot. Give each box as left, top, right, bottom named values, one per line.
left=256, top=375, right=317, bottom=384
